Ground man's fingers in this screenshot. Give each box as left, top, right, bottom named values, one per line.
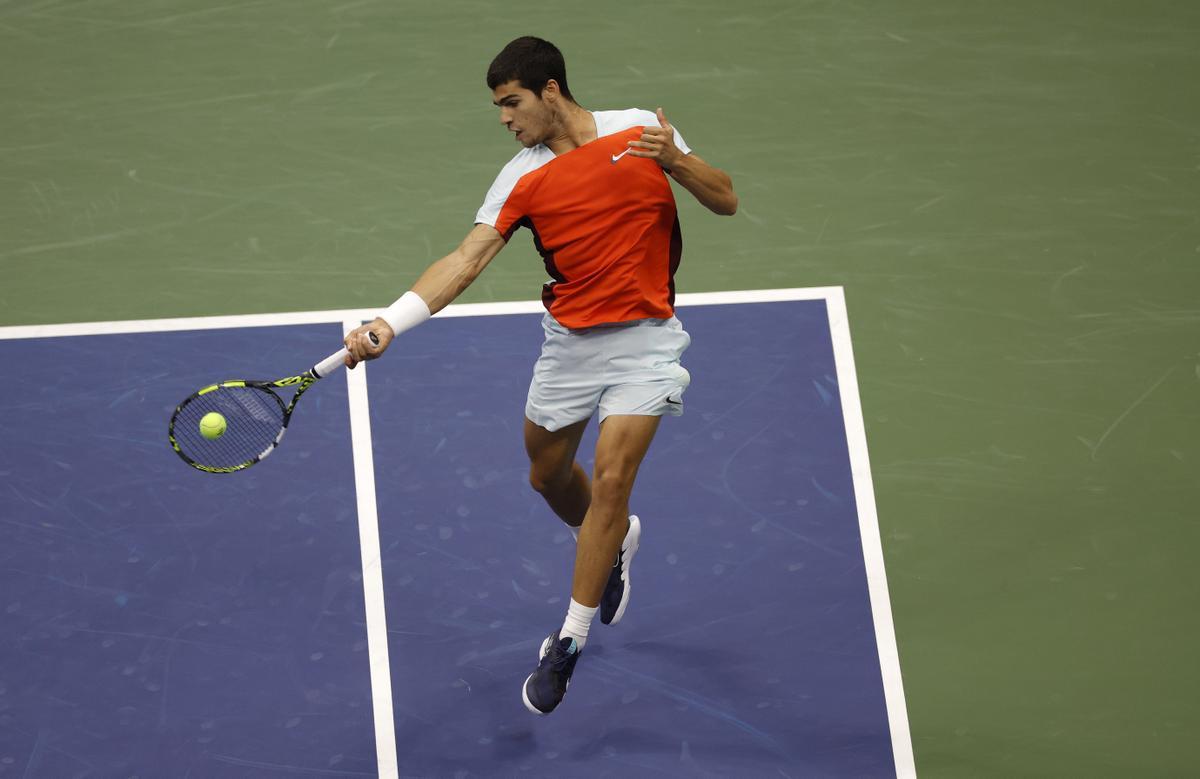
left=344, top=324, right=389, bottom=368
left=344, top=328, right=369, bottom=363
left=656, top=107, right=670, bottom=129
left=627, top=140, right=655, bottom=150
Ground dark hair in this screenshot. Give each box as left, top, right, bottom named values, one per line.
left=486, top=36, right=574, bottom=102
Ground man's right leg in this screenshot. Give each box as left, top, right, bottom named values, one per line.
left=521, top=417, right=593, bottom=715
left=524, top=417, right=591, bottom=529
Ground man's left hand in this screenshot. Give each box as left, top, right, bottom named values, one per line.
left=626, top=107, right=683, bottom=171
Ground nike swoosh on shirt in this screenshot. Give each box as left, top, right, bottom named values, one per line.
left=611, top=148, right=631, bottom=164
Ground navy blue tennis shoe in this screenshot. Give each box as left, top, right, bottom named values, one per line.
left=521, top=631, right=581, bottom=715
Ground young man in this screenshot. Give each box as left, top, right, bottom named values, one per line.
left=343, top=36, right=736, bottom=714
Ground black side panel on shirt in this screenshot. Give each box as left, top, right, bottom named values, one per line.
left=667, top=215, right=683, bottom=309
left=517, top=215, right=565, bottom=310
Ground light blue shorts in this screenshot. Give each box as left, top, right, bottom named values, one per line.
left=526, top=313, right=692, bottom=432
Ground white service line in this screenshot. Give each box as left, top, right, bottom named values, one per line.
left=825, top=288, right=916, bottom=778
left=342, top=319, right=399, bottom=779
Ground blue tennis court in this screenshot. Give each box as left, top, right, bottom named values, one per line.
left=0, top=292, right=909, bottom=777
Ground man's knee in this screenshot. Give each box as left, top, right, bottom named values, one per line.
left=589, top=462, right=638, bottom=507
left=588, top=415, right=659, bottom=511
left=529, top=461, right=573, bottom=496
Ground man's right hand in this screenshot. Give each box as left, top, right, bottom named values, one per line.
left=344, top=318, right=395, bottom=368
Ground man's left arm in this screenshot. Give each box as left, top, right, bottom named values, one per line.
left=626, top=107, right=738, bottom=216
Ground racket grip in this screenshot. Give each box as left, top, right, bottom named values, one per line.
left=313, top=348, right=350, bottom=379
left=312, top=332, right=380, bottom=379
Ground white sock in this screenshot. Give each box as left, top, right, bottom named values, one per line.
left=560, top=598, right=597, bottom=650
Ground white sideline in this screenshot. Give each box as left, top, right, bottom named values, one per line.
left=824, top=289, right=916, bottom=778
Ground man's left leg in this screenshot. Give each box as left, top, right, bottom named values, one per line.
left=571, top=414, right=659, bottom=611
left=521, top=414, right=661, bottom=715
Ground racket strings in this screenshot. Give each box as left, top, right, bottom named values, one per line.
left=172, top=386, right=287, bottom=469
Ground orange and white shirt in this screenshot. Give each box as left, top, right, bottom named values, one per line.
left=475, top=109, right=691, bottom=329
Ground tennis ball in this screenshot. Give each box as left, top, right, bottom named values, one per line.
left=199, top=412, right=227, bottom=440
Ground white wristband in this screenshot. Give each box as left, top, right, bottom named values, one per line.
left=379, top=291, right=431, bottom=337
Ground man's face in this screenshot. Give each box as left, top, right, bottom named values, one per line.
left=492, top=80, right=553, bottom=148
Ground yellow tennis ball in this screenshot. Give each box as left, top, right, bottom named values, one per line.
left=199, top=412, right=227, bottom=440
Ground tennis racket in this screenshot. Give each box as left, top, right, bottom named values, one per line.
left=168, top=333, right=378, bottom=473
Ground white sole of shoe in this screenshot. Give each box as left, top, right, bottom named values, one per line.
left=521, top=673, right=546, bottom=715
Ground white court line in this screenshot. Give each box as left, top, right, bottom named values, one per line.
left=0, top=288, right=843, bottom=340
left=0, top=287, right=915, bottom=777
left=342, top=319, right=399, bottom=779
left=825, top=288, right=916, bottom=778
left=0, top=308, right=376, bottom=340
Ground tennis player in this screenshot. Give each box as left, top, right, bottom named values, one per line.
left=344, top=36, right=737, bottom=715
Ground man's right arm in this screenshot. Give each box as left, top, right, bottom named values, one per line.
left=410, top=223, right=508, bottom=314
left=344, top=223, right=507, bottom=366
